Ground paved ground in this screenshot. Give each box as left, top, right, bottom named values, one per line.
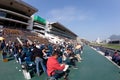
left=0, top=46, right=120, bottom=80
left=70, top=46, right=120, bottom=80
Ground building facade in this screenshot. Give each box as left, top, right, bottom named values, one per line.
left=0, top=0, right=37, bottom=30
left=0, top=0, right=78, bottom=44
left=47, top=22, right=77, bottom=39
left=32, top=15, right=47, bottom=36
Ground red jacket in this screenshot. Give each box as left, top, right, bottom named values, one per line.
left=47, top=56, right=65, bottom=76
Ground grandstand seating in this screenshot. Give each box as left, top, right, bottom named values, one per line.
left=2, top=28, right=49, bottom=44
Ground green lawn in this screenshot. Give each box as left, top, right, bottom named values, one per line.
left=102, top=44, right=120, bottom=50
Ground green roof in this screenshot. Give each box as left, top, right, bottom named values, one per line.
left=34, top=16, right=46, bottom=25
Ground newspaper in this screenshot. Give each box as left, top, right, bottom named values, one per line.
left=63, top=64, right=69, bottom=71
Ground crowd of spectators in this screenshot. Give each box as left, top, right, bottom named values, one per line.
left=0, top=40, right=83, bottom=80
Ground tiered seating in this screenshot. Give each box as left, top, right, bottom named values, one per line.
left=3, top=28, right=22, bottom=35
left=2, top=28, right=49, bottom=44
left=27, top=36, right=49, bottom=44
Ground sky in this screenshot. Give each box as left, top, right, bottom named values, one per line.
left=24, top=0, right=120, bottom=41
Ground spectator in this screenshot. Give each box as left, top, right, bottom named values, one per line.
left=47, top=50, right=68, bottom=80
left=47, top=44, right=53, bottom=56
left=115, top=55, right=120, bottom=65
left=63, top=48, right=77, bottom=69
left=32, top=46, right=47, bottom=76
left=1, top=40, right=6, bottom=50
left=74, top=44, right=82, bottom=62
left=112, top=51, right=119, bottom=62
left=104, top=50, right=109, bottom=56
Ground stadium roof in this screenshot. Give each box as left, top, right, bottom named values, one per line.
left=0, top=0, right=38, bottom=16
left=50, top=22, right=77, bottom=37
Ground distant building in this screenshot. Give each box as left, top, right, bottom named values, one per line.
left=96, top=37, right=101, bottom=44
left=108, top=40, right=120, bottom=44
left=106, top=39, right=111, bottom=43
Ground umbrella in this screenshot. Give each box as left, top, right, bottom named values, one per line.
left=0, top=37, right=4, bottom=40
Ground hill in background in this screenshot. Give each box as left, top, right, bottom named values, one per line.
left=109, top=35, right=120, bottom=41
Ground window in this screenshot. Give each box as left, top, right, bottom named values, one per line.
left=0, top=11, right=6, bottom=17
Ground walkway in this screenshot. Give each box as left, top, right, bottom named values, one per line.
left=0, top=46, right=120, bottom=80
left=69, top=46, right=120, bottom=80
